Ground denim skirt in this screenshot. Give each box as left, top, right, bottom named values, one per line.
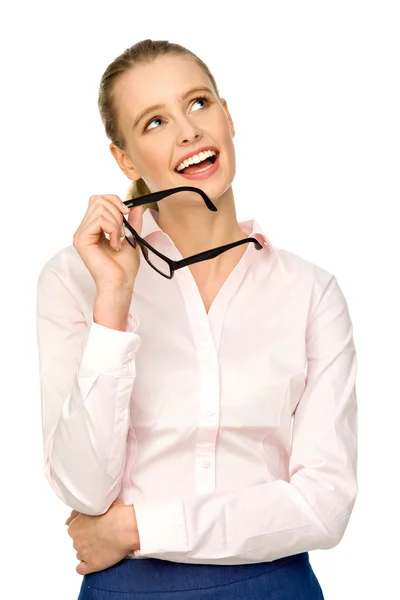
left=77, top=551, right=324, bottom=599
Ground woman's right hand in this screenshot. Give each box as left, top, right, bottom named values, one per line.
left=73, top=194, right=143, bottom=291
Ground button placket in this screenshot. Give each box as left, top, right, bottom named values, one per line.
left=176, top=273, right=221, bottom=495
left=195, top=452, right=216, bottom=493
left=194, top=352, right=219, bottom=493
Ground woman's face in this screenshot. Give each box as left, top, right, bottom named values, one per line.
left=111, top=55, right=236, bottom=202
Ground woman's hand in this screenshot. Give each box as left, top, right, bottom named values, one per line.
left=65, top=498, right=140, bottom=575
left=73, top=194, right=143, bottom=291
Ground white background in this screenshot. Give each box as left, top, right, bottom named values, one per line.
left=1, top=1, right=399, bottom=598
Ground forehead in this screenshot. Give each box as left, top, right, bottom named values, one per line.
left=114, top=55, right=212, bottom=121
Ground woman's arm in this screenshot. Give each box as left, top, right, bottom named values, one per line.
left=37, top=252, right=141, bottom=515
left=131, top=275, right=358, bottom=564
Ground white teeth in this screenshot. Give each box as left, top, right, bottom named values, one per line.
left=176, top=149, right=217, bottom=172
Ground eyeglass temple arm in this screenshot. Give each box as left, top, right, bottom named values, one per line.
left=176, top=237, right=263, bottom=269
left=123, top=186, right=218, bottom=212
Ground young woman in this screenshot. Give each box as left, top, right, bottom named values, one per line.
left=37, top=39, right=358, bottom=599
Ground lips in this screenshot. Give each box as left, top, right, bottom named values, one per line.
left=173, top=146, right=219, bottom=171
left=175, top=152, right=220, bottom=180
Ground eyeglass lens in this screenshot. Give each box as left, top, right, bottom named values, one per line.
left=141, top=244, right=171, bottom=277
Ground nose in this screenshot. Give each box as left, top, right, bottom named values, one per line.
left=175, top=115, right=202, bottom=146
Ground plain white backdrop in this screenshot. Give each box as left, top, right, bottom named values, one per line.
left=1, top=1, right=399, bottom=598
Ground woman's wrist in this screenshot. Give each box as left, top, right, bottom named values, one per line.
left=94, top=287, right=134, bottom=331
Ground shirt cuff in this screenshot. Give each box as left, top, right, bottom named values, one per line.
left=132, top=497, right=189, bottom=558
left=80, top=313, right=141, bottom=376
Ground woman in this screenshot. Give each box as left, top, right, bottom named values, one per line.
left=37, top=39, right=358, bottom=599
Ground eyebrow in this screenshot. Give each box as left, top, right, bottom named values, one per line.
left=132, top=86, right=214, bottom=130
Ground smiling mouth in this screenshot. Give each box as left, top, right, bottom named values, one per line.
left=175, top=152, right=219, bottom=174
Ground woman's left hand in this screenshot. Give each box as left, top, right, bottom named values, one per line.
left=65, top=498, right=140, bottom=575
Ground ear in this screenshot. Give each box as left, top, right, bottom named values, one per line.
left=110, top=143, right=142, bottom=181
left=220, top=98, right=235, bottom=139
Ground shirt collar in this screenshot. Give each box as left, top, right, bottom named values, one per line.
left=140, top=208, right=274, bottom=250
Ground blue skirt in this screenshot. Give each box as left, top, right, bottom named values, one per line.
left=77, top=551, right=324, bottom=599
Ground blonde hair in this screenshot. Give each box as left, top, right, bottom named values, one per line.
left=98, top=39, right=221, bottom=212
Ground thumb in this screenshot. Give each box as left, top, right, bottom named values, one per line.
left=127, top=204, right=143, bottom=237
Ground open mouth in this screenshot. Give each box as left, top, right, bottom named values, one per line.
left=175, top=151, right=219, bottom=175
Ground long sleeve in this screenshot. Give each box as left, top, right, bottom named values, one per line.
left=36, top=263, right=141, bottom=515
left=132, top=275, right=358, bottom=564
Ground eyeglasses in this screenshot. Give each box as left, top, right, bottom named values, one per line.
left=122, top=186, right=263, bottom=279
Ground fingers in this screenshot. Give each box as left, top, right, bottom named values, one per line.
left=88, top=194, right=129, bottom=217
left=87, top=200, right=126, bottom=233
left=87, top=196, right=128, bottom=227
left=76, top=561, right=92, bottom=575
left=86, top=206, right=125, bottom=250
left=75, top=210, right=124, bottom=252
left=65, top=510, right=80, bottom=526
left=74, top=194, right=130, bottom=251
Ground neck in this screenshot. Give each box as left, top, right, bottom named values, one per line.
left=155, top=186, right=245, bottom=278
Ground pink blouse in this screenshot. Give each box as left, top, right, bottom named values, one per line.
left=36, top=207, right=358, bottom=565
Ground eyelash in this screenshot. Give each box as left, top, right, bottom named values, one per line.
left=143, top=96, right=211, bottom=131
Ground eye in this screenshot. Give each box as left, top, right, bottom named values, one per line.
left=145, top=117, right=164, bottom=131
left=143, top=96, right=210, bottom=132
left=191, top=97, right=209, bottom=111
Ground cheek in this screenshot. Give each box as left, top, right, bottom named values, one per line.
left=221, top=125, right=236, bottom=160
left=215, top=116, right=235, bottom=146
left=137, top=144, right=168, bottom=177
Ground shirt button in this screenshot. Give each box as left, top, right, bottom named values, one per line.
left=126, top=351, right=134, bottom=360
left=202, top=459, right=211, bottom=469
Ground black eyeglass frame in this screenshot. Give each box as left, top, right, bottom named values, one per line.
left=122, top=186, right=263, bottom=279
